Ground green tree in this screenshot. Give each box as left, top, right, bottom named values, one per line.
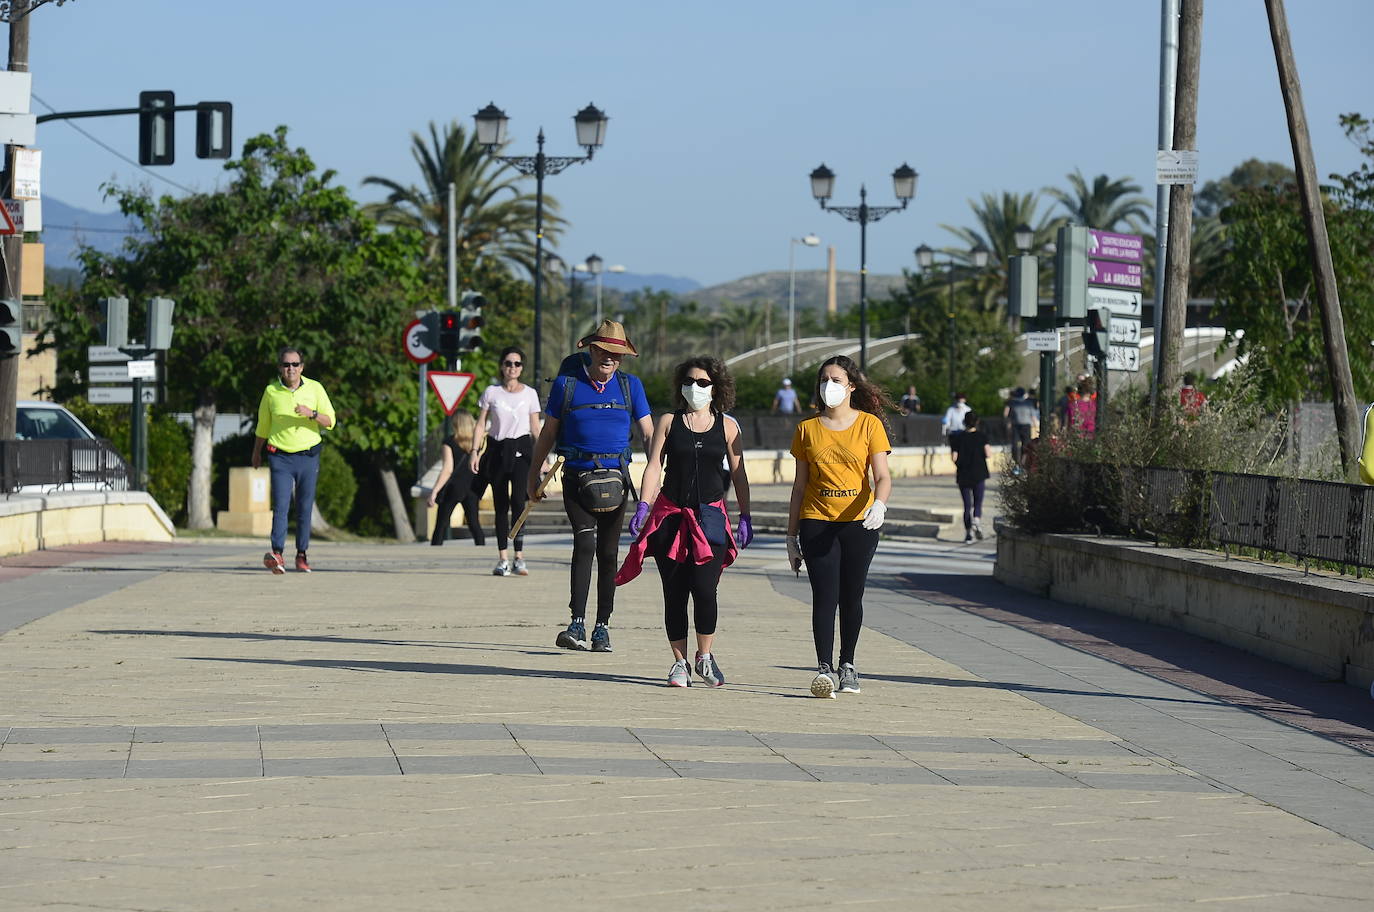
left=1046, top=170, right=1152, bottom=232
left=940, top=190, right=1064, bottom=314
left=40, top=128, right=433, bottom=537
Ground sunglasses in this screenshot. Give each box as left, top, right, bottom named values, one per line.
left=502, top=360, right=522, bottom=368
left=280, top=361, right=302, bottom=368
left=684, top=377, right=712, bottom=388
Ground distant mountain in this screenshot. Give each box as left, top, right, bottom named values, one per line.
left=685, top=270, right=907, bottom=314
left=598, top=271, right=701, bottom=295
left=41, top=198, right=144, bottom=270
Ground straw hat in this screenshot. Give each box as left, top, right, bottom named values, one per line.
left=578, top=319, right=638, bottom=356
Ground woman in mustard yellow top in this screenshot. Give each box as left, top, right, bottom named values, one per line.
left=787, top=355, right=894, bottom=698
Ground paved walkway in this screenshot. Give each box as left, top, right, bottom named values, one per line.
left=2, top=518, right=1373, bottom=909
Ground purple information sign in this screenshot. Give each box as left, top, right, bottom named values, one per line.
left=1088, top=229, right=1144, bottom=263
left=1088, top=259, right=1143, bottom=289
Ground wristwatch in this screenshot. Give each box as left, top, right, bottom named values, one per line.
left=310, top=409, right=318, bottom=420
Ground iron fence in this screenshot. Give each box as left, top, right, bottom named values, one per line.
left=1106, top=464, right=1374, bottom=571
left=0, top=438, right=131, bottom=494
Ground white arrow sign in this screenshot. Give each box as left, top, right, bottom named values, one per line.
left=427, top=371, right=475, bottom=416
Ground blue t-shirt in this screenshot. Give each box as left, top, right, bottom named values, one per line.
left=547, top=369, right=652, bottom=469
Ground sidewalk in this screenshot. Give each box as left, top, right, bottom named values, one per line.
left=2, top=534, right=1372, bottom=910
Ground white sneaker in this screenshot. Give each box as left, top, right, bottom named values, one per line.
left=668, top=659, right=691, bottom=688
left=512, top=558, right=529, bottom=576
left=492, top=559, right=512, bottom=577
left=838, top=662, right=861, bottom=694
left=810, top=664, right=837, bottom=699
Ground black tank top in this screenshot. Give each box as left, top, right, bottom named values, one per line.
left=661, top=411, right=727, bottom=505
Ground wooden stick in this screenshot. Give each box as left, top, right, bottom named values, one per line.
left=509, top=457, right=563, bottom=541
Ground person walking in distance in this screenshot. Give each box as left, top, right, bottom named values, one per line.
left=772, top=377, right=800, bottom=415
left=616, top=357, right=753, bottom=687
left=527, top=320, right=654, bottom=653
left=472, top=346, right=542, bottom=575
left=951, top=410, right=991, bottom=543
left=251, top=347, right=335, bottom=574
left=428, top=411, right=486, bottom=548
left=942, top=391, right=970, bottom=449
left=899, top=385, right=921, bottom=416
left=1003, top=387, right=1038, bottom=474
left=786, top=355, right=894, bottom=698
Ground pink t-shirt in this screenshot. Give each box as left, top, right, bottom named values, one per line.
left=478, top=384, right=541, bottom=440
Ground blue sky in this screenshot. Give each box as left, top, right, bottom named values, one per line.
left=28, top=0, right=1374, bottom=287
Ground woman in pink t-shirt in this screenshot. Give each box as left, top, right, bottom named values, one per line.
left=472, top=346, right=543, bottom=576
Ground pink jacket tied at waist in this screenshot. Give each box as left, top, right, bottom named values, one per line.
left=614, top=495, right=738, bottom=586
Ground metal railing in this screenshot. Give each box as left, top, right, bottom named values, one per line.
left=0, top=438, right=131, bottom=494
left=1103, top=464, right=1374, bottom=572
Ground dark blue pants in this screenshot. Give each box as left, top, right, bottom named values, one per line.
left=268, top=444, right=320, bottom=555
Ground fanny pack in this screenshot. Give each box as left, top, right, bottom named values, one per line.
left=698, top=502, right=729, bottom=546
left=572, top=467, right=627, bottom=513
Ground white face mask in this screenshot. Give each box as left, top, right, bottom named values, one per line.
left=820, top=379, right=849, bottom=408
left=682, top=384, right=713, bottom=411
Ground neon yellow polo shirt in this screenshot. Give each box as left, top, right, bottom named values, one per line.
left=255, top=376, right=336, bottom=453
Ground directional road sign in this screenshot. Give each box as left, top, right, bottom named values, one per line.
left=1107, top=345, right=1141, bottom=372
left=88, top=345, right=132, bottom=363
left=1110, top=316, right=1142, bottom=345
left=427, top=371, right=475, bottom=415
left=1087, top=259, right=1143, bottom=290
left=1088, top=287, right=1142, bottom=317
left=89, top=386, right=157, bottom=404
left=1087, top=229, right=1143, bottom=263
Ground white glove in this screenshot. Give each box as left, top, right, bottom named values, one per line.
left=786, top=535, right=804, bottom=575
left=862, top=500, right=887, bottom=531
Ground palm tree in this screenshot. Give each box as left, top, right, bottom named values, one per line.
left=939, top=191, right=1064, bottom=312
left=362, top=121, right=563, bottom=277
left=1045, top=170, right=1152, bottom=232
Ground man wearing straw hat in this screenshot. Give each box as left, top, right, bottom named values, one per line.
left=527, top=320, right=655, bottom=653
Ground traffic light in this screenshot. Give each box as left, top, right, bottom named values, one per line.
left=1084, top=306, right=1111, bottom=360
left=418, top=311, right=440, bottom=354
left=195, top=102, right=233, bottom=159
left=0, top=298, right=19, bottom=356
left=438, top=310, right=462, bottom=359
left=1008, top=255, right=1039, bottom=320
left=458, top=291, right=485, bottom=352
left=138, top=90, right=176, bottom=166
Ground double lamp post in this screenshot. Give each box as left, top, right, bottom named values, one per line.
left=914, top=241, right=990, bottom=401
left=474, top=102, right=608, bottom=397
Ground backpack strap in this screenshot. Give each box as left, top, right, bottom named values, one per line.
left=554, top=370, right=637, bottom=469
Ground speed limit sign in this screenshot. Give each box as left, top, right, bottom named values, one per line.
left=403, top=318, right=438, bottom=364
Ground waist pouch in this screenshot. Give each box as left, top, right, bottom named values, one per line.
left=571, top=467, right=627, bottom=513
left=698, top=503, right=729, bottom=546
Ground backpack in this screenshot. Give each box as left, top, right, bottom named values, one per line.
left=553, top=353, right=637, bottom=511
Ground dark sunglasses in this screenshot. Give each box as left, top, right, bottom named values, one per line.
left=280, top=361, right=302, bottom=368
left=502, top=360, right=523, bottom=367
left=685, top=377, right=713, bottom=388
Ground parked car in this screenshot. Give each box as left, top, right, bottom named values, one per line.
left=6, top=401, right=130, bottom=492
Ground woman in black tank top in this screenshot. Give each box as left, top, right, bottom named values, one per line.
left=623, top=357, right=753, bottom=688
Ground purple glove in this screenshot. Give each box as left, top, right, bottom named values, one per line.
left=629, top=501, right=651, bottom=538
left=736, top=514, right=753, bottom=548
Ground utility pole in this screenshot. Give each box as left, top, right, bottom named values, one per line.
left=0, top=0, right=28, bottom=440
left=1156, top=0, right=1201, bottom=409
left=1150, top=0, right=1180, bottom=408
left=1265, top=0, right=1360, bottom=481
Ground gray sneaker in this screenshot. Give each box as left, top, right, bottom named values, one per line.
left=838, top=662, right=861, bottom=694
left=492, top=559, right=512, bottom=577
left=973, top=520, right=984, bottom=541
left=512, top=558, right=529, bottom=576
left=668, top=659, right=691, bottom=688
left=694, top=652, right=725, bottom=687
left=810, top=663, right=837, bottom=699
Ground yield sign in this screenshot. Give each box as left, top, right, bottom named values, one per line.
left=0, top=200, right=16, bottom=236
left=427, top=371, right=475, bottom=416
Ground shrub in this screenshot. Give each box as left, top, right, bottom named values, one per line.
left=315, top=444, right=357, bottom=527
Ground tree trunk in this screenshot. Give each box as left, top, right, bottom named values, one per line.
left=310, top=501, right=336, bottom=538
left=186, top=394, right=216, bottom=529
left=378, top=464, right=416, bottom=541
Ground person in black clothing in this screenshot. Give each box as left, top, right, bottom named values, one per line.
left=428, top=411, right=485, bottom=547
left=616, top=357, right=753, bottom=688
left=951, top=410, right=991, bottom=543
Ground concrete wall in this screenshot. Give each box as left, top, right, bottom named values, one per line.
left=994, top=525, right=1374, bottom=690
left=0, top=491, right=175, bottom=557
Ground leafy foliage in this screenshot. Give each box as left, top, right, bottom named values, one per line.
left=63, top=397, right=192, bottom=524
left=1045, top=170, right=1152, bottom=233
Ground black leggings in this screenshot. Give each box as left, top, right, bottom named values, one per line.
left=489, top=462, right=530, bottom=552
left=563, top=471, right=627, bottom=624
left=650, top=516, right=725, bottom=641
left=799, top=518, right=878, bottom=668
left=431, top=488, right=485, bottom=546
left=960, top=481, right=985, bottom=531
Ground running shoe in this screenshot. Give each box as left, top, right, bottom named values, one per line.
left=264, top=551, right=285, bottom=575
left=295, top=552, right=312, bottom=573
left=668, top=659, right=691, bottom=688
left=694, top=652, right=725, bottom=687
left=810, top=663, right=837, bottom=699
left=964, top=531, right=974, bottom=543
left=973, top=520, right=984, bottom=541
left=512, top=558, right=529, bottom=576
left=590, top=622, right=613, bottom=653
left=492, top=559, right=512, bottom=577
left=837, top=662, right=861, bottom=694
left=556, top=619, right=589, bottom=651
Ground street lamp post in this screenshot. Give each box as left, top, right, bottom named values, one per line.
left=788, top=233, right=821, bottom=376
left=585, top=253, right=604, bottom=326
left=915, top=242, right=990, bottom=400
left=474, top=102, right=608, bottom=398
left=808, top=162, right=917, bottom=371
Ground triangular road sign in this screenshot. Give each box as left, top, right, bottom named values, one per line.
left=0, top=200, right=16, bottom=236
left=427, top=371, right=475, bottom=415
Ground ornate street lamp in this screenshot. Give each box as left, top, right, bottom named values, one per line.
left=1014, top=223, right=1035, bottom=254
left=475, top=102, right=609, bottom=396
left=808, top=161, right=917, bottom=370
left=788, top=234, right=821, bottom=375
left=916, top=242, right=989, bottom=400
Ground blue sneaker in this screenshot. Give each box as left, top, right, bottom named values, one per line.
left=556, top=618, right=589, bottom=651
left=590, top=622, right=613, bottom=653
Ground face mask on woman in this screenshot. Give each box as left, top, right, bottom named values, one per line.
left=820, top=379, right=849, bottom=409
left=681, top=384, right=713, bottom=411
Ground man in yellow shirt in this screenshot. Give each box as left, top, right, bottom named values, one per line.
left=1360, top=402, right=1374, bottom=486
left=251, top=347, right=336, bottom=573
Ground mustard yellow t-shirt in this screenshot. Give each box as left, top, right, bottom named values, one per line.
left=790, top=411, right=891, bottom=522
